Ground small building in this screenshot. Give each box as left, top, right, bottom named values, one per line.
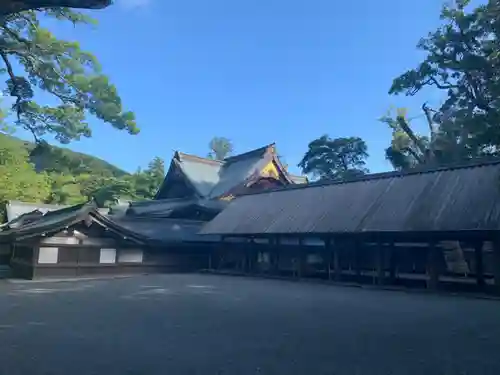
left=0, top=201, right=218, bottom=279
left=200, top=159, right=500, bottom=293
left=0, top=201, right=68, bottom=265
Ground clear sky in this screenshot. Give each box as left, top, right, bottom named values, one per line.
left=33, top=0, right=447, bottom=175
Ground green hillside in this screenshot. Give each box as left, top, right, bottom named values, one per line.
left=0, top=133, right=165, bottom=211
left=0, top=133, right=129, bottom=178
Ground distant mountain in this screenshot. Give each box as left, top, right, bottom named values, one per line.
left=0, top=133, right=129, bottom=177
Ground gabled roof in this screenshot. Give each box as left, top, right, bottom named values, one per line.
left=127, top=198, right=228, bottom=217
left=5, top=201, right=68, bottom=222
left=0, top=200, right=219, bottom=245
left=0, top=201, right=98, bottom=242
left=0, top=201, right=141, bottom=244
left=155, top=143, right=296, bottom=200
left=200, top=159, right=500, bottom=237
left=0, top=210, right=44, bottom=230
left=99, top=216, right=221, bottom=244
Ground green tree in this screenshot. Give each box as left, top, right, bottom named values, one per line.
left=381, top=106, right=473, bottom=171
left=0, top=7, right=138, bottom=144
left=131, top=156, right=165, bottom=199
left=298, top=135, right=369, bottom=181
left=380, top=107, right=430, bottom=170
left=208, top=137, right=233, bottom=160
left=389, top=0, right=500, bottom=160
left=45, top=172, right=84, bottom=204
left=0, top=134, right=50, bottom=204
left=78, top=174, right=133, bottom=207
left=2, top=1, right=111, bottom=16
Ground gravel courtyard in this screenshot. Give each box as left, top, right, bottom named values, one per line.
left=0, top=274, right=499, bottom=375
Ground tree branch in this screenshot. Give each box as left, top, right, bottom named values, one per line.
left=0, top=49, right=24, bottom=116
left=396, top=116, right=426, bottom=164
left=426, top=76, right=460, bottom=90
left=0, top=1, right=112, bottom=17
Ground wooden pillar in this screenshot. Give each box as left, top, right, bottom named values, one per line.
left=474, top=241, right=485, bottom=288
left=388, top=241, right=397, bottom=285
left=354, top=239, right=362, bottom=282
left=244, top=240, right=250, bottom=273
left=334, top=240, right=342, bottom=281
left=325, top=237, right=332, bottom=280
left=298, top=237, right=306, bottom=279
left=243, top=245, right=249, bottom=273
left=274, top=236, right=281, bottom=276
left=376, top=241, right=385, bottom=285
left=249, top=238, right=257, bottom=274
left=492, top=237, right=500, bottom=294
left=427, top=241, right=440, bottom=290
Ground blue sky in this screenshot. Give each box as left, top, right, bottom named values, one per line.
left=21, top=0, right=447, bottom=175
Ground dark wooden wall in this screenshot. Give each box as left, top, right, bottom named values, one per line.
left=10, top=237, right=212, bottom=279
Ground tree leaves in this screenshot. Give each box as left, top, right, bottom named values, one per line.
left=0, top=135, right=51, bottom=204
left=208, top=136, right=233, bottom=160
left=389, top=0, right=500, bottom=160
left=129, top=156, right=165, bottom=200
left=1, top=2, right=112, bottom=17
left=298, top=135, right=369, bottom=181
left=0, top=7, right=138, bottom=143
left=0, top=133, right=168, bottom=211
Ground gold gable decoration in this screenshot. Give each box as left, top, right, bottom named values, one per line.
left=261, top=161, right=279, bottom=179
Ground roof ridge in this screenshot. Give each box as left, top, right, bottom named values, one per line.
left=7, top=200, right=68, bottom=208
left=41, top=201, right=95, bottom=218
left=173, top=143, right=276, bottom=166
left=112, top=217, right=208, bottom=225
left=239, top=157, right=500, bottom=196
left=129, top=197, right=194, bottom=207
left=175, top=151, right=224, bottom=165
left=223, top=143, right=275, bottom=163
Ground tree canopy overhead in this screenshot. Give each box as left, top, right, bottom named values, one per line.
left=1, top=0, right=112, bottom=17
left=0, top=5, right=138, bottom=144
left=298, top=135, right=369, bottom=181
left=388, top=0, right=500, bottom=165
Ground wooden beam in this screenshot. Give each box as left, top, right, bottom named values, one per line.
left=333, top=240, right=342, bottom=281
left=297, top=237, right=304, bottom=278
left=474, top=241, right=485, bottom=288
left=354, top=239, right=362, bottom=282
left=325, top=237, right=332, bottom=281
left=376, top=241, right=385, bottom=285
left=249, top=238, right=257, bottom=274
left=273, top=236, right=280, bottom=275
left=388, top=241, right=397, bottom=285
left=426, top=241, right=440, bottom=290
left=492, top=237, right=500, bottom=294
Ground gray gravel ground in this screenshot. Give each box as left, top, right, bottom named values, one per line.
left=0, top=274, right=499, bottom=375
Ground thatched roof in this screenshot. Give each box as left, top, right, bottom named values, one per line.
left=200, top=160, right=500, bottom=238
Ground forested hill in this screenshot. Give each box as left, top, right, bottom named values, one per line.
left=0, top=134, right=128, bottom=177
left=0, top=133, right=165, bottom=212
